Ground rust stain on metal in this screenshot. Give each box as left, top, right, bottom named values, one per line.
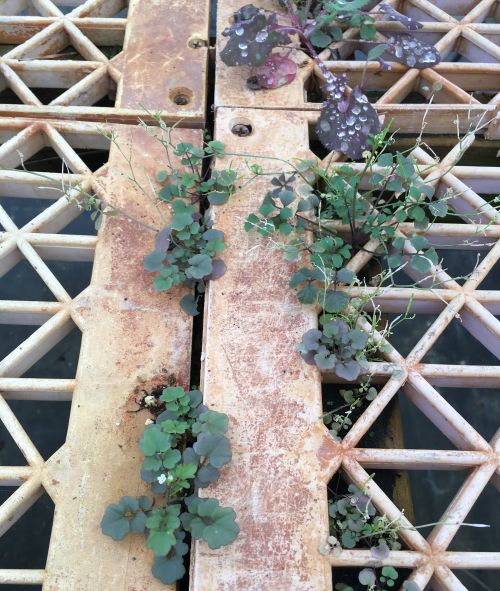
left=118, top=0, right=209, bottom=119
left=0, top=0, right=209, bottom=124
left=0, top=120, right=202, bottom=591
left=191, top=108, right=332, bottom=591
left=190, top=107, right=500, bottom=590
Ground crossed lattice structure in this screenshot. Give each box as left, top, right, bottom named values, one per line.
left=0, top=0, right=208, bottom=124
left=0, top=0, right=128, bottom=109
left=0, top=0, right=498, bottom=588
left=323, top=0, right=500, bottom=104
left=0, top=119, right=105, bottom=585
left=316, top=130, right=500, bottom=590
left=0, top=118, right=197, bottom=589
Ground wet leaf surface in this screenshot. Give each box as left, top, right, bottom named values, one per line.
left=255, top=53, right=297, bottom=89
left=220, top=4, right=290, bottom=67
left=316, top=86, right=381, bottom=159
left=378, top=3, right=424, bottom=30
left=385, top=33, right=441, bottom=68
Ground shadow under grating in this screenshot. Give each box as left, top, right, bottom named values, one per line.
left=0, top=400, right=72, bottom=461
left=0, top=490, right=54, bottom=584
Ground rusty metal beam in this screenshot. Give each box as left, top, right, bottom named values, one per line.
left=0, top=0, right=210, bottom=124
left=0, top=119, right=200, bottom=588
left=191, top=106, right=500, bottom=590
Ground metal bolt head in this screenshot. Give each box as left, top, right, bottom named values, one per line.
left=173, top=93, right=190, bottom=106
left=189, top=38, right=207, bottom=49
left=231, top=123, right=252, bottom=137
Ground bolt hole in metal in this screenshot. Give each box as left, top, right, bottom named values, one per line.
left=169, top=87, right=194, bottom=106
left=188, top=37, right=208, bottom=49
left=230, top=119, right=253, bottom=137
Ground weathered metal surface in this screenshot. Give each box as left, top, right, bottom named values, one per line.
left=0, top=118, right=199, bottom=588
left=193, top=108, right=333, bottom=591
left=191, top=107, right=499, bottom=590
left=0, top=0, right=499, bottom=586
left=0, top=0, right=209, bottom=124
left=215, top=0, right=500, bottom=135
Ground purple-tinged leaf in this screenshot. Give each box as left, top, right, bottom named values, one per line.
left=220, top=4, right=290, bottom=67
left=155, top=226, right=171, bottom=252
left=323, top=72, right=348, bottom=101
left=377, top=56, right=393, bottom=71
left=316, top=86, right=381, bottom=159
left=370, top=542, right=390, bottom=560
left=378, top=3, right=423, bottom=30
left=300, top=349, right=317, bottom=365
left=335, top=359, right=362, bottom=381
left=354, top=493, right=375, bottom=514
left=314, top=349, right=337, bottom=370
left=386, top=33, right=441, bottom=68
left=255, top=53, right=297, bottom=89
left=206, top=258, right=227, bottom=280
left=323, top=319, right=349, bottom=338
left=301, top=329, right=322, bottom=351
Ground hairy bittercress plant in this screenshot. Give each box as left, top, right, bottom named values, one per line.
left=323, top=383, right=378, bottom=439
left=101, top=385, right=239, bottom=585
left=67, top=122, right=238, bottom=317
left=323, top=480, right=420, bottom=591
left=245, top=127, right=441, bottom=380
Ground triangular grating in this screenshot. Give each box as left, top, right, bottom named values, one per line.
left=435, top=246, right=497, bottom=286
left=19, top=145, right=68, bottom=172
left=0, top=126, right=84, bottom=173
left=406, top=467, right=470, bottom=534
left=0, top=78, right=24, bottom=105
left=385, top=312, right=438, bottom=358
left=0, top=323, right=42, bottom=363
left=455, top=568, right=498, bottom=590
left=421, top=316, right=498, bottom=365
left=7, top=398, right=72, bottom=460
left=15, top=70, right=82, bottom=106
left=0, top=421, right=27, bottom=466
left=0, top=195, right=58, bottom=228
left=40, top=258, right=93, bottom=299
left=447, top=476, right=499, bottom=553
left=0, top=256, right=58, bottom=302
left=0, top=0, right=45, bottom=16
left=353, top=389, right=458, bottom=451
left=0, top=488, right=54, bottom=570
left=433, top=386, right=499, bottom=441
left=23, top=324, right=82, bottom=380
left=41, top=44, right=87, bottom=61
left=77, top=0, right=129, bottom=19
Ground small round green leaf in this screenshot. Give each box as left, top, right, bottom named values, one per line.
left=193, top=433, right=231, bottom=468
left=101, top=504, right=131, bottom=541
left=138, top=427, right=172, bottom=457
left=193, top=410, right=229, bottom=434
left=359, top=568, right=376, bottom=586
left=147, top=530, right=177, bottom=556
left=152, top=555, right=185, bottom=584
left=324, top=290, right=349, bottom=313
